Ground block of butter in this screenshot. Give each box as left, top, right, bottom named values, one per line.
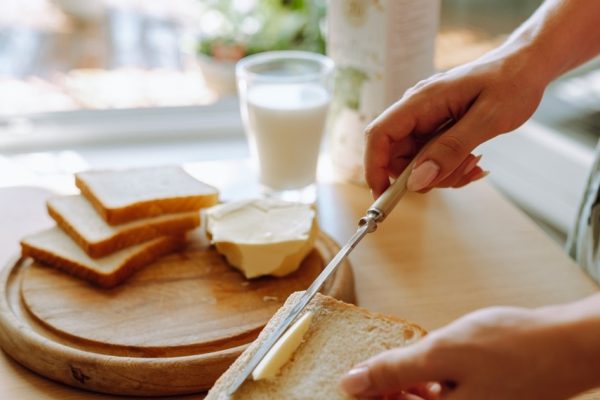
left=205, top=199, right=318, bottom=279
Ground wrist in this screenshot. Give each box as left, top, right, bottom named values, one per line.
left=496, top=0, right=600, bottom=85
left=489, top=37, right=556, bottom=92
left=537, top=298, right=600, bottom=395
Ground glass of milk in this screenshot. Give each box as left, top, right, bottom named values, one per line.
left=236, top=51, right=334, bottom=203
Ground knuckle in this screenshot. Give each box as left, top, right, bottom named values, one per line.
left=409, top=78, right=429, bottom=92
left=417, top=340, right=448, bottom=375
left=407, top=74, right=446, bottom=96
left=424, top=333, right=450, bottom=356
left=476, top=306, right=526, bottom=325
left=364, top=123, right=377, bottom=138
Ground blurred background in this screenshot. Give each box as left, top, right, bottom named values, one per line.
left=2, top=0, right=600, bottom=243
left=0, top=0, right=542, bottom=114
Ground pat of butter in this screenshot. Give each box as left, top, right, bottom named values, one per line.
left=252, top=311, right=314, bottom=380
left=205, top=199, right=318, bottom=279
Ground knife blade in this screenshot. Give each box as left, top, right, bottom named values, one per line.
left=225, top=156, right=419, bottom=397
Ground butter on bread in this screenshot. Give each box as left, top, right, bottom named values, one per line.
left=206, top=293, right=426, bottom=399
left=21, top=227, right=185, bottom=288
left=76, top=165, right=219, bottom=225
left=251, top=310, right=314, bottom=381
left=47, top=194, right=199, bottom=258
left=205, top=199, right=318, bottom=279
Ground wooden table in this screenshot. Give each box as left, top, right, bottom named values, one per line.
left=1, top=179, right=599, bottom=399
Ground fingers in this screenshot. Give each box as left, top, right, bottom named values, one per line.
left=365, top=100, right=490, bottom=196
left=435, top=154, right=481, bottom=188
left=389, top=153, right=484, bottom=194
left=365, top=111, right=417, bottom=198
left=339, top=344, right=450, bottom=398
left=364, top=72, right=499, bottom=195
left=364, top=84, right=455, bottom=198
left=406, top=96, right=497, bottom=192
left=453, top=167, right=489, bottom=188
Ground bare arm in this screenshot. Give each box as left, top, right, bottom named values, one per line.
left=510, top=0, right=600, bottom=82
left=365, top=0, right=600, bottom=197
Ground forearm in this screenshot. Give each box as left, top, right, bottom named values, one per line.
left=539, top=293, right=600, bottom=394
left=502, top=0, right=600, bottom=83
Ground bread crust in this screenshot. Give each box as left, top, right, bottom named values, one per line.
left=21, top=234, right=185, bottom=288
left=75, top=170, right=219, bottom=225
left=47, top=199, right=199, bottom=258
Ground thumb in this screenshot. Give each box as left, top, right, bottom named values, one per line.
left=339, top=344, right=449, bottom=397
left=407, top=105, right=489, bottom=192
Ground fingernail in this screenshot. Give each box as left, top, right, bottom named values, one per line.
left=428, top=382, right=443, bottom=395
left=464, top=155, right=482, bottom=175
left=407, top=160, right=440, bottom=192
left=473, top=170, right=490, bottom=181
left=340, top=366, right=371, bottom=395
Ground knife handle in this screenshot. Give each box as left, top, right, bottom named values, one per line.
left=364, top=123, right=450, bottom=223
left=366, top=157, right=418, bottom=222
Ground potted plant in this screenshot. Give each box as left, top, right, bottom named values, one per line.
left=196, top=0, right=325, bottom=96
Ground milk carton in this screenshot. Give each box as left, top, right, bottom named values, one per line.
left=327, top=0, right=440, bottom=184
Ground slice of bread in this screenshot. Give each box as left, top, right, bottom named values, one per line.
left=75, top=166, right=219, bottom=225
left=47, top=194, right=199, bottom=258
left=206, top=292, right=426, bottom=400
left=21, top=227, right=185, bottom=288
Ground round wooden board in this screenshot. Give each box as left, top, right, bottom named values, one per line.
left=0, top=230, right=355, bottom=396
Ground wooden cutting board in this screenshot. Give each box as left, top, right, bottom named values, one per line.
left=0, top=230, right=354, bottom=396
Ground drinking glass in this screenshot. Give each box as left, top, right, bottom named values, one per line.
left=236, top=51, right=334, bottom=203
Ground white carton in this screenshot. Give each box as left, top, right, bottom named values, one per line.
left=327, top=0, right=440, bottom=183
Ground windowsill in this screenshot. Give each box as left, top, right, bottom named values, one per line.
left=0, top=97, right=243, bottom=153
left=0, top=136, right=340, bottom=200
left=0, top=135, right=249, bottom=193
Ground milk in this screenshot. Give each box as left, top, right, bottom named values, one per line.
left=243, top=83, right=330, bottom=190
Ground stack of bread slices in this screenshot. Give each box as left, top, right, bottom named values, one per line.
left=20, top=166, right=218, bottom=288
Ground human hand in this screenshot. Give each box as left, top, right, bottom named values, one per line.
left=339, top=305, right=598, bottom=400
left=365, top=47, right=548, bottom=198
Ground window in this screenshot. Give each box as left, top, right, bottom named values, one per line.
left=0, top=0, right=328, bottom=150
left=437, top=0, right=543, bottom=70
